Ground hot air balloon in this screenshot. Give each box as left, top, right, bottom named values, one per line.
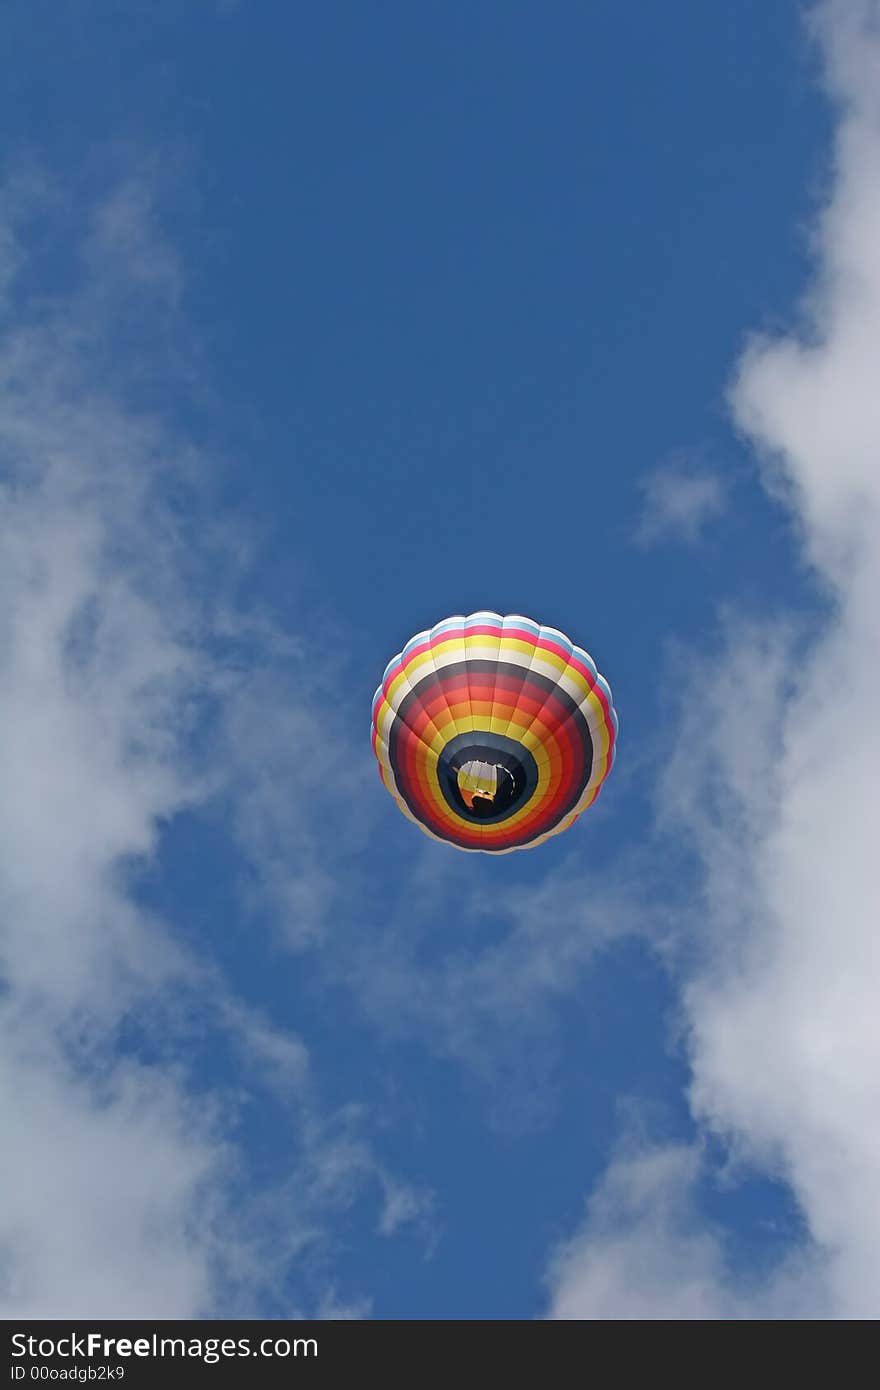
left=371, top=613, right=617, bottom=853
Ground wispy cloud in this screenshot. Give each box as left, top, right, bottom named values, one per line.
left=634, top=462, right=727, bottom=546
left=548, top=0, right=880, bottom=1319
left=214, top=656, right=377, bottom=950
left=339, top=849, right=643, bottom=1091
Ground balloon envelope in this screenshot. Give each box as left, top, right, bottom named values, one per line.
left=371, top=612, right=617, bottom=853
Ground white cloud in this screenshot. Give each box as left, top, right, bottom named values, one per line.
left=547, top=0, right=880, bottom=1319
left=547, top=1144, right=738, bottom=1319
left=635, top=463, right=727, bottom=545
left=546, top=1140, right=828, bottom=1320
left=0, top=210, right=236, bottom=1311
left=0, top=1034, right=233, bottom=1319
left=0, top=173, right=426, bottom=1318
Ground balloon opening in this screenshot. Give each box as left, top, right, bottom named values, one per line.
left=457, top=760, right=515, bottom=815
left=438, top=733, right=540, bottom=825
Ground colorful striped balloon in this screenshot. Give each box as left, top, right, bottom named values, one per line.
left=371, top=613, right=618, bottom=853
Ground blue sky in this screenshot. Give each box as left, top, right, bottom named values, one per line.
left=1, top=0, right=879, bottom=1319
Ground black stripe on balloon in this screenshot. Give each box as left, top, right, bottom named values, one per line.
left=394, top=659, right=583, bottom=731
